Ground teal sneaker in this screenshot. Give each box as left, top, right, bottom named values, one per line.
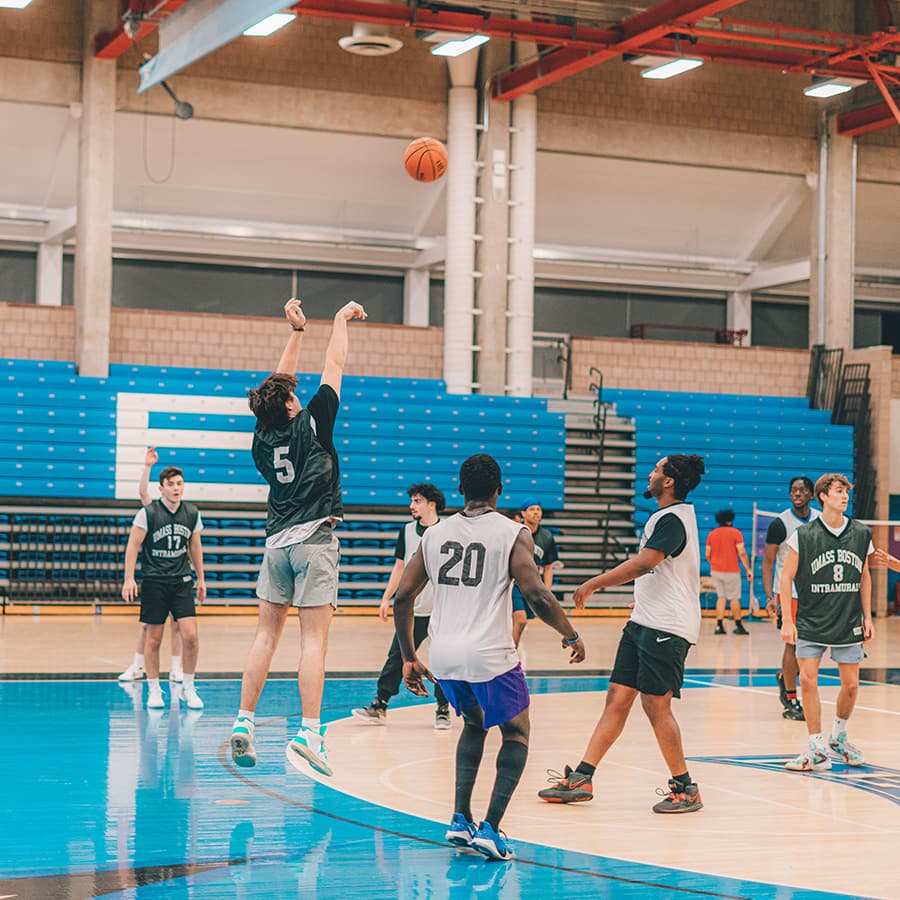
left=829, top=731, right=865, bottom=766
left=287, top=725, right=333, bottom=777
left=230, top=716, right=257, bottom=768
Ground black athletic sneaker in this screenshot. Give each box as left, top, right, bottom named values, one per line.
left=652, top=779, right=703, bottom=813
left=775, top=671, right=789, bottom=709
left=733, top=621, right=749, bottom=635
left=352, top=699, right=387, bottom=724
left=782, top=698, right=805, bottom=721
left=538, top=765, right=593, bottom=803
left=714, top=622, right=726, bottom=635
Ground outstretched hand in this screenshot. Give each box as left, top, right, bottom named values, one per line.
left=144, top=446, right=158, bottom=467
left=335, top=301, right=367, bottom=322
left=402, top=659, right=434, bottom=697
left=284, top=297, right=307, bottom=330
left=572, top=583, right=595, bottom=609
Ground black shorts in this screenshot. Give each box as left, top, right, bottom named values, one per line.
left=610, top=620, right=691, bottom=698
left=140, top=578, right=195, bottom=625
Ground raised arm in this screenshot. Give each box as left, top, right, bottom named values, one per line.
left=139, top=446, right=157, bottom=506
left=275, top=298, right=307, bottom=375
left=321, top=301, right=367, bottom=397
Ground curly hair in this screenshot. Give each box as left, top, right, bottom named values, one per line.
left=662, top=454, right=705, bottom=500
left=248, top=373, right=297, bottom=430
left=407, top=482, right=447, bottom=513
left=459, top=454, right=503, bottom=503
left=714, top=508, right=735, bottom=526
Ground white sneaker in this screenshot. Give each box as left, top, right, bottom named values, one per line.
left=182, top=687, right=204, bottom=710
left=147, top=688, right=166, bottom=709
left=118, top=664, right=145, bottom=682
left=286, top=725, right=333, bottom=777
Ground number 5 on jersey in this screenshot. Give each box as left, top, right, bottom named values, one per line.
left=274, top=446, right=295, bottom=483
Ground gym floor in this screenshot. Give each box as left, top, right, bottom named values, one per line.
left=2, top=613, right=899, bottom=899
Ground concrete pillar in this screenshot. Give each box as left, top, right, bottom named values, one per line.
left=809, top=119, right=856, bottom=350
left=403, top=268, right=430, bottom=327
left=443, top=53, right=479, bottom=394
left=475, top=42, right=511, bottom=396
left=74, top=0, right=117, bottom=376
left=727, top=290, right=751, bottom=344
left=36, top=243, right=64, bottom=307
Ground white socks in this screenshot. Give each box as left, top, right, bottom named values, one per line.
left=302, top=717, right=321, bottom=731
left=171, top=655, right=182, bottom=674
left=238, top=709, right=255, bottom=723
left=182, top=673, right=195, bottom=691
left=134, top=653, right=145, bottom=668
left=832, top=717, right=848, bottom=739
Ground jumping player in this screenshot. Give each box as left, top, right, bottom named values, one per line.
left=539, top=454, right=706, bottom=814
left=230, top=297, right=366, bottom=776
left=780, top=473, right=874, bottom=771
left=393, top=454, right=585, bottom=860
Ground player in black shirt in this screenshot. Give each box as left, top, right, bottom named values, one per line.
left=122, top=464, right=206, bottom=710
left=511, top=499, right=559, bottom=649
left=231, top=297, right=367, bottom=777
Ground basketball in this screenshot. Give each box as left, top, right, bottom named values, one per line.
left=403, top=137, right=448, bottom=183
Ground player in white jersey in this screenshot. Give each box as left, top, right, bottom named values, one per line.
left=539, top=454, right=706, bottom=814
left=351, top=482, right=452, bottom=728
left=762, top=476, right=819, bottom=721
left=393, top=454, right=586, bottom=861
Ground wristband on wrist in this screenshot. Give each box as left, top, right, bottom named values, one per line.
left=292, top=325, right=305, bottom=332
left=563, top=632, right=580, bottom=645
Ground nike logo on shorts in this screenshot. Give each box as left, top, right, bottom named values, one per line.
left=656, top=636, right=671, bottom=643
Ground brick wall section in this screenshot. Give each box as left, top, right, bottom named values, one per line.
left=0, top=303, right=75, bottom=360
left=569, top=336, right=811, bottom=397
left=108, top=308, right=443, bottom=379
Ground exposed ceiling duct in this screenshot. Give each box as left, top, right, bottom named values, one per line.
left=338, top=22, right=403, bottom=56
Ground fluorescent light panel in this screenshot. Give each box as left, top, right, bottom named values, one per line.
left=243, top=12, right=295, bottom=37
left=431, top=34, right=489, bottom=57
left=804, top=82, right=853, bottom=98
left=0, top=0, right=33, bottom=7
left=641, top=57, right=703, bottom=80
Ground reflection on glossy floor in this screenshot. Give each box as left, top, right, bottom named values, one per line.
left=2, top=617, right=899, bottom=899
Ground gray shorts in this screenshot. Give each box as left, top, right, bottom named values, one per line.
left=710, top=571, right=742, bottom=600
left=795, top=638, right=864, bottom=664
left=256, top=524, right=340, bottom=609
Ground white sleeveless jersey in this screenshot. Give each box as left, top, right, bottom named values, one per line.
left=773, top=507, right=821, bottom=599
left=401, top=520, right=434, bottom=617
left=421, top=510, right=526, bottom=682
left=631, top=502, right=701, bottom=644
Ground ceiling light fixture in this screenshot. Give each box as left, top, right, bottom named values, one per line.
left=243, top=12, right=296, bottom=37
left=641, top=57, right=703, bottom=80
left=0, top=0, right=33, bottom=7
left=431, top=34, right=489, bottom=58
left=804, top=76, right=866, bottom=98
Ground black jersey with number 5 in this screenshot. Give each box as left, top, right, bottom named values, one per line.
left=251, top=383, right=342, bottom=537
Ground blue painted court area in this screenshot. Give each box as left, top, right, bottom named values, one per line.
left=0, top=675, right=877, bottom=900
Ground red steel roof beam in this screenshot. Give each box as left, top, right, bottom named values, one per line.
left=838, top=102, right=899, bottom=136
left=95, top=0, right=189, bottom=59
left=492, top=0, right=746, bottom=101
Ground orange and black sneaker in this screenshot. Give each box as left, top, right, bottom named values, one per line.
left=652, top=779, right=703, bottom=813
left=537, top=765, right=593, bottom=803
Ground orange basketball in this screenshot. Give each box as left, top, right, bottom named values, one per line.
left=403, top=137, right=448, bottom=183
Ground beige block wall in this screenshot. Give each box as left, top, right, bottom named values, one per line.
left=892, top=357, right=900, bottom=397
left=0, top=303, right=75, bottom=360
left=569, top=336, right=811, bottom=397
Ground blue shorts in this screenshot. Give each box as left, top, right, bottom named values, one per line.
left=435, top=663, right=530, bottom=729
left=795, top=639, right=865, bottom=664
left=511, top=586, right=535, bottom=619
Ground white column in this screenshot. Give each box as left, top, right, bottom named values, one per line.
left=36, top=243, right=64, bottom=307
left=403, top=268, right=430, bottom=327
left=727, top=290, right=752, bottom=344
left=506, top=92, right=537, bottom=396
left=74, top=0, right=117, bottom=376
left=442, top=53, right=479, bottom=395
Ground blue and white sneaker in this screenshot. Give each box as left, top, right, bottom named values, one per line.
left=230, top=717, right=256, bottom=768
left=471, top=821, right=512, bottom=860
left=287, top=725, right=333, bottom=777
left=446, top=813, right=477, bottom=848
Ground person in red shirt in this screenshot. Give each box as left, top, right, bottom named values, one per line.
left=705, top=509, right=753, bottom=635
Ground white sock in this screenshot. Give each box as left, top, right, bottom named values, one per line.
left=182, top=673, right=195, bottom=690
left=832, top=717, right=848, bottom=739
left=810, top=732, right=825, bottom=748
left=134, top=653, right=145, bottom=668
left=148, top=678, right=161, bottom=693
left=238, top=709, right=255, bottom=723
left=302, top=717, right=321, bottom=731
left=171, top=655, right=182, bottom=673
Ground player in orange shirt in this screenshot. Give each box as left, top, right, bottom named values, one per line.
left=705, top=509, right=753, bottom=635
